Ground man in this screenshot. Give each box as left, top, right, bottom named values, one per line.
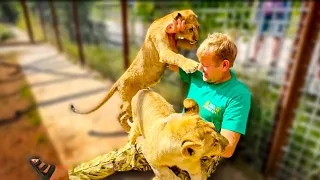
left=28, top=19, right=251, bottom=179
left=167, top=19, right=251, bottom=158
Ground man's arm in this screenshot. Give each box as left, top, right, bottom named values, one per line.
left=220, top=92, right=251, bottom=158
left=220, top=129, right=241, bottom=158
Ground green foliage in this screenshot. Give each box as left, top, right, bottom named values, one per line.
left=19, top=81, right=42, bottom=127
left=20, top=85, right=31, bottom=98
left=62, top=39, right=79, bottom=63
left=90, top=2, right=106, bottom=21
left=84, top=44, right=124, bottom=81
left=134, top=2, right=155, bottom=23
left=0, top=23, right=15, bottom=41
left=153, top=69, right=186, bottom=111
left=0, top=2, right=20, bottom=23
left=28, top=110, right=41, bottom=126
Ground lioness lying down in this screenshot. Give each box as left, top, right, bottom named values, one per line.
left=128, top=89, right=229, bottom=180
left=70, top=10, right=200, bottom=132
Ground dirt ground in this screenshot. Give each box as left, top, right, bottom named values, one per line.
left=0, top=53, right=60, bottom=180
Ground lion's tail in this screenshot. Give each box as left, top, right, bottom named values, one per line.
left=70, top=82, right=118, bottom=114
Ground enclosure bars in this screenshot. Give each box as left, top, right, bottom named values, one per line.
left=121, top=0, right=130, bottom=69
left=265, top=1, right=320, bottom=178
left=49, top=0, right=63, bottom=52
left=20, top=0, right=34, bottom=43
left=37, top=1, right=47, bottom=42
left=22, top=1, right=131, bottom=68
left=71, top=0, right=85, bottom=66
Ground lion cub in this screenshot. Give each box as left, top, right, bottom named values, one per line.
left=128, top=89, right=229, bottom=180
left=70, top=10, right=200, bottom=132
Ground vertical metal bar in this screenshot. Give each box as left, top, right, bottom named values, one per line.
left=37, top=1, right=47, bottom=41
left=49, top=0, right=63, bottom=52
left=71, top=0, right=85, bottom=66
left=265, top=1, right=320, bottom=177
left=21, top=0, right=34, bottom=43
left=121, top=0, right=130, bottom=69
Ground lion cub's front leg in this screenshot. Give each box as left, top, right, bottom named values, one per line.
left=160, top=49, right=199, bottom=73
left=150, top=164, right=181, bottom=180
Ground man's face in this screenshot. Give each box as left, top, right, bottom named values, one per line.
left=197, top=51, right=224, bottom=83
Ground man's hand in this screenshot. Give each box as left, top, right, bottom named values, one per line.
left=166, top=19, right=186, bottom=73
left=168, top=64, right=179, bottom=72
left=166, top=19, right=185, bottom=34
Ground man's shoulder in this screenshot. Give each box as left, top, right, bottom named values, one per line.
left=192, top=70, right=203, bottom=78
left=179, top=69, right=202, bottom=79
left=230, top=70, right=250, bottom=94
left=187, top=70, right=203, bottom=82
left=234, top=79, right=251, bottom=96
left=228, top=76, right=251, bottom=99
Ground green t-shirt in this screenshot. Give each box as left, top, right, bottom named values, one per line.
left=179, top=68, right=251, bottom=135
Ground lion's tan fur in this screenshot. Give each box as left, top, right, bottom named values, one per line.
left=71, top=10, right=200, bottom=132
left=128, top=89, right=229, bottom=180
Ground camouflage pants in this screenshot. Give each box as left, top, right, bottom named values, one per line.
left=68, top=143, right=221, bottom=180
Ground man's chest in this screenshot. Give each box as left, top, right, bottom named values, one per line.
left=187, top=84, right=229, bottom=126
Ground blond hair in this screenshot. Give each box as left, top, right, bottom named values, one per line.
left=197, top=33, right=238, bottom=67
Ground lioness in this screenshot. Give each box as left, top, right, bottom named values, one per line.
left=128, top=89, right=229, bottom=180
left=70, top=10, right=200, bottom=132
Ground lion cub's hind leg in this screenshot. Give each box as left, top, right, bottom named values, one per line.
left=118, top=101, right=133, bottom=132
left=119, top=112, right=132, bottom=132
left=128, top=119, right=140, bottom=145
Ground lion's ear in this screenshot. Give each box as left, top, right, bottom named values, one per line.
left=174, top=12, right=182, bottom=20
left=181, top=139, right=203, bottom=157
left=183, top=98, right=199, bottom=114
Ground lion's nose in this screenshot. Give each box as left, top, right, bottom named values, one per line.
left=193, top=35, right=198, bottom=41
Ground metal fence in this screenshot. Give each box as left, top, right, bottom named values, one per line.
left=276, top=34, right=320, bottom=180
left=232, top=0, right=302, bottom=172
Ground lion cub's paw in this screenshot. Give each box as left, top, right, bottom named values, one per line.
left=181, top=60, right=199, bottom=73
left=120, top=113, right=132, bottom=132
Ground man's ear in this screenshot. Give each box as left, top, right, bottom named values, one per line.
left=174, top=12, right=182, bottom=20
left=222, top=60, right=230, bottom=71
left=181, top=139, right=203, bottom=156
left=183, top=98, right=199, bottom=114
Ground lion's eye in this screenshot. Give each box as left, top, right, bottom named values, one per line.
left=189, top=28, right=193, bottom=32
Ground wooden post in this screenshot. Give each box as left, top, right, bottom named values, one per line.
left=71, top=0, right=85, bottom=66
left=37, top=1, right=47, bottom=41
left=21, top=0, right=34, bottom=43
left=121, top=0, right=130, bottom=69
left=265, top=1, right=320, bottom=177
left=49, top=0, right=63, bottom=52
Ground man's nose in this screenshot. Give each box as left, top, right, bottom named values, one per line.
left=198, top=64, right=203, bottom=71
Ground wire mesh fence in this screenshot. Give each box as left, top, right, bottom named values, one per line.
left=276, top=34, right=320, bottom=180
left=232, top=1, right=303, bottom=172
